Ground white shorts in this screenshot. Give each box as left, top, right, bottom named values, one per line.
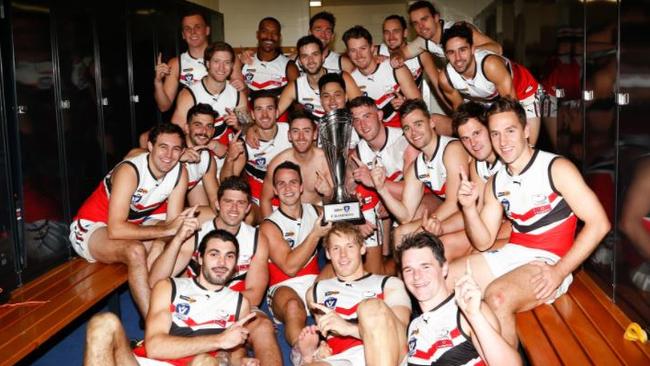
left=267, top=274, right=317, bottom=323
left=134, top=356, right=173, bottom=366
left=362, top=209, right=380, bottom=248
left=540, top=94, right=558, bottom=118
left=322, top=344, right=365, bottom=366
left=520, top=90, right=541, bottom=119
left=69, top=219, right=106, bottom=262
left=482, top=243, right=573, bottom=303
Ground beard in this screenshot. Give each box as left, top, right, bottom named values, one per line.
left=201, top=264, right=235, bottom=286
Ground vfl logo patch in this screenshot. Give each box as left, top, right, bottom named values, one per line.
left=176, top=303, right=191, bottom=315
left=408, top=338, right=417, bottom=355
left=255, top=157, right=267, bottom=166
left=245, top=72, right=254, bottom=82
left=304, top=103, right=314, bottom=112
left=343, top=205, right=350, bottom=213
left=500, top=198, right=510, bottom=213
left=324, top=297, right=337, bottom=309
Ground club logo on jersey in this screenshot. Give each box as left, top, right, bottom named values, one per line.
left=324, top=297, right=337, bottom=309
left=343, top=205, right=350, bottom=213
left=304, top=103, right=314, bottom=112
left=184, top=74, right=194, bottom=82
left=245, top=72, right=254, bottom=82
left=500, top=198, right=511, bottom=213
left=176, top=303, right=191, bottom=316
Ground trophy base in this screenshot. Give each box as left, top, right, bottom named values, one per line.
left=322, top=201, right=364, bottom=224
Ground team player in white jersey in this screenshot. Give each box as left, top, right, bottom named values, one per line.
left=439, top=23, right=544, bottom=145
left=148, top=177, right=282, bottom=366
left=259, top=161, right=332, bottom=348
left=84, top=229, right=259, bottom=366
left=343, top=26, right=422, bottom=128
left=448, top=97, right=610, bottom=346
left=398, top=232, right=521, bottom=366
left=371, top=99, right=469, bottom=227
left=70, top=124, right=189, bottom=316
left=172, top=42, right=248, bottom=149
left=277, top=35, right=361, bottom=120
left=294, top=222, right=411, bottom=366
left=345, top=96, right=419, bottom=274
left=153, top=12, right=209, bottom=113
left=379, top=14, right=453, bottom=137
left=393, top=102, right=509, bottom=260
left=221, top=91, right=292, bottom=223
left=179, top=104, right=220, bottom=213
left=237, top=17, right=300, bottom=100
left=260, top=110, right=334, bottom=218
left=301, top=12, right=355, bottom=74
left=397, top=1, right=501, bottom=64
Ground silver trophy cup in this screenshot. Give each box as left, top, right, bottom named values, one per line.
left=319, top=109, right=363, bottom=223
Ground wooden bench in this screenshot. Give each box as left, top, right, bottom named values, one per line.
left=0, top=258, right=128, bottom=366
left=516, top=270, right=650, bottom=365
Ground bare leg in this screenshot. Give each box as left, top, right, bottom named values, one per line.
left=188, top=354, right=219, bottom=366
left=526, top=116, right=542, bottom=146
left=358, top=298, right=407, bottom=366
left=364, top=246, right=386, bottom=275
left=187, top=186, right=210, bottom=208
left=88, top=228, right=151, bottom=316
left=271, top=287, right=308, bottom=346
left=439, top=230, right=474, bottom=261
left=446, top=253, right=496, bottom=293
left=393, top=221, right=423, bottom=250
left=84, top=313, right=138, bottom=366
left=296, top=325, right=320, bottom=364
left=484, top=264, right=546, bottom=347
left=246, top=312, right=283, bottom=366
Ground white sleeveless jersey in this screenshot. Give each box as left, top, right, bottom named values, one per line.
left=475, top=159, right=503, bottom=183
left=265, top=204, right=320, bottom=286
left=355, top=127, right=408, bottom=182
left=244, top=123, right=291, bottom=201
left=295, top=71, right=330, bottom=119
left=187, top=79, right=240, bottom=141
left=74, top=152, right=182, bottom=224
left=312, top=274, right=391, bottom=354
left=378, top=43, right=423, bottom=87
left=190, top=219, right=259, bottom=292
left=169, top=277, right=243, bottom=337
left=179, top=51, right=207, bottom=87
left=351, top=60, right=401, bottom=126
left=185, top=148, right=213, bottom=190
left=407, top=293, right=483, bottom=366
left=414, top=135, right=457, bottom=199
left=296, top=50, right=343, bottom=74
left=242, top=53, right=291, bottom=97
left=445, top=48, right=504, bottom=103
left=493, top=150, right=576, bottom=257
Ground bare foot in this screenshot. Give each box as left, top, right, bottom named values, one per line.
left=297, top=325, right=320, bottom=363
